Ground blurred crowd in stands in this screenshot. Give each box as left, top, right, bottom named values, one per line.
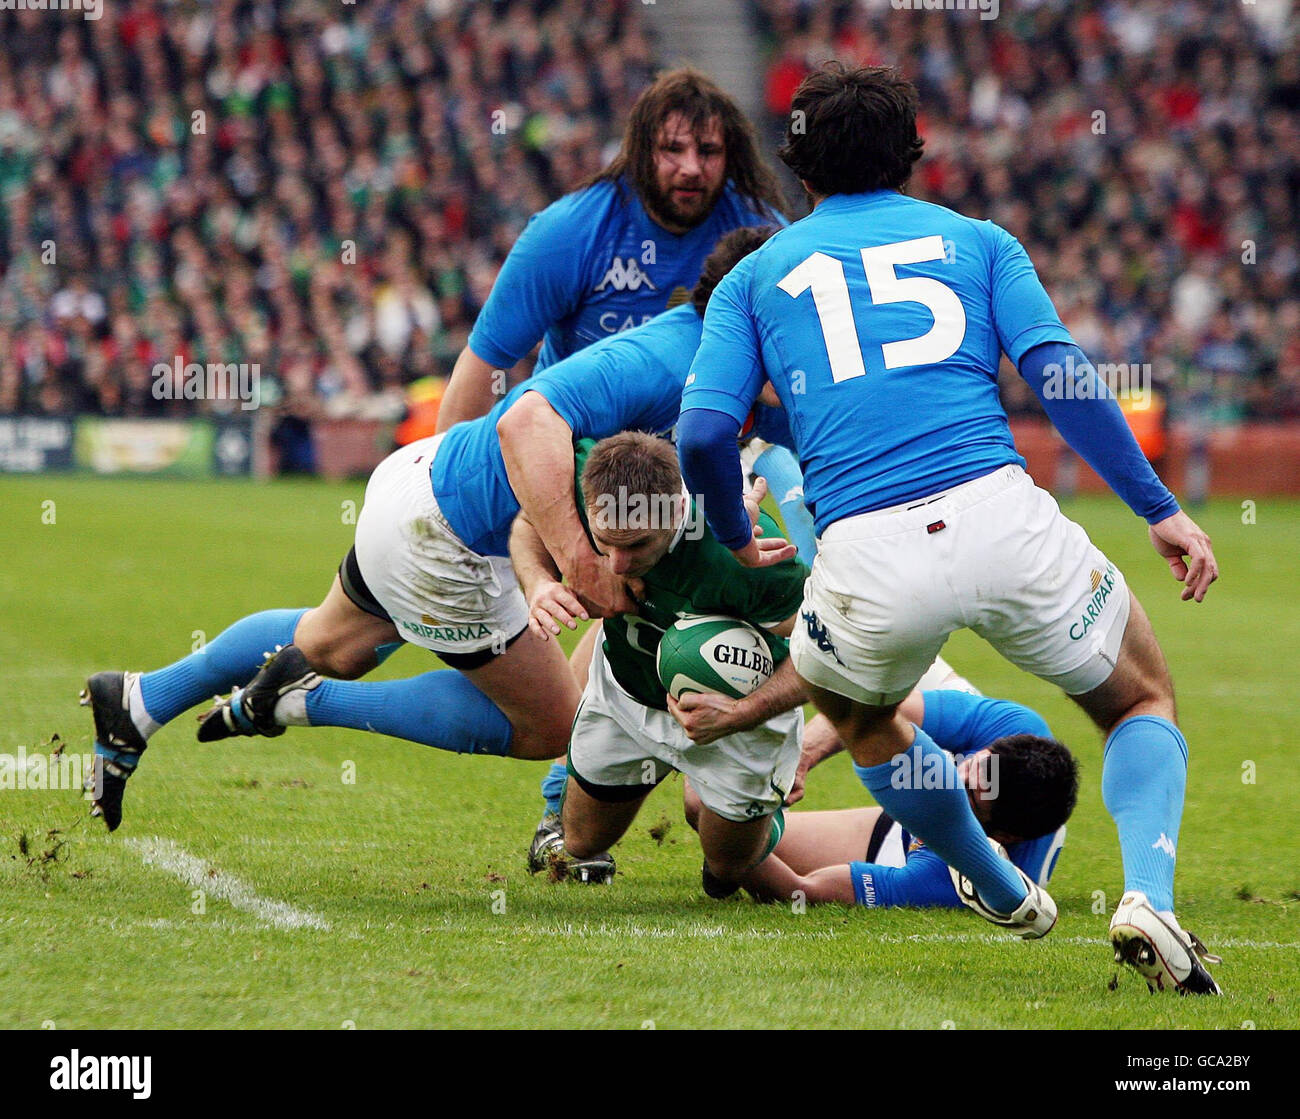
left=1, top=0, right=1297, bottom=431
left=753, top=0, right=1300, bottom=424
left=0, top=0, right=654, bottom=422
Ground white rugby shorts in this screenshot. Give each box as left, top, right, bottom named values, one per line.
left=568, top=642, right=802, bottom=823
left=790, top=465, right=1130, bottom=705
left=353, top=434, right=529, bottom=657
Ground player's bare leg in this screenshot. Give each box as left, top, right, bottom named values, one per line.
left=555, top=776, right=646, bottom=883
left=1070, top=595, right=1174, bottom=730
left=561, top=778, right=648, bottom=857
left=696, top=807, right=777, bottom=897
left=196, top=625, right=579, bottom=768
left=529, top=620, right=605, bottom=871
left=1069, top=593, right=1220, bottom=994
left=293, top=575, right=402, bottom=680
left=463, top=627, right=581, bottom=760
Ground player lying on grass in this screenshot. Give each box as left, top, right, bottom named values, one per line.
left=80, top=230, right=772, bottom=834
left=678, top=62, right=1223, bottom=992
left=509, top=430, right=812, bottom=893
left=682, top=689, right=1077, bottom=909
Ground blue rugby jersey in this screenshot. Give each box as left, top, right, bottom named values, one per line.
left=468, top=177, right=778, bottom=372
left=434, top=304, right=702, bottom=557
left=681, top=190, right=1075, bottom=534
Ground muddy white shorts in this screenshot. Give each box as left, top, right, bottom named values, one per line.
left=568, top=642, right=802, bottom=822
left=351, top=435, right=529, bottom=658
left=790, top=465, right=1130, bottom=705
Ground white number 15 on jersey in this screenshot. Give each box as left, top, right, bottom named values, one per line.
left=777, top=236, right=967, bottom=382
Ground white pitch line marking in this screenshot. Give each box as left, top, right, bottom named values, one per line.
left=126, top=836, right=330, bottom=931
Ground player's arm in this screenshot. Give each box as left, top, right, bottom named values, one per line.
left=437, top=346, right=526, bottom=433
left=1019, top=341, right=1217, bottom=601
left=439, top=201, right=587, bottom=431
left=919, top=689, right=1050, bottom=755
left=743, top=847, right=960, bottom=908
left=667, top=652, right=806, bottom=747
left=497, top=391, right=636, bottom=617
left=507, top=511, right=590, bottom=641
left=739, top=852, right=857, bottom=905
left=990, top=226, right=1217, bottom=601
left=678, top=265, right=795, bottom=569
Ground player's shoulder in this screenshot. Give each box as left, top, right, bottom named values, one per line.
left=531, top=179, right=625, bottom=233
left=713, top=183, right=784, bottom=228
left=597, top=302, right=702, bottom=360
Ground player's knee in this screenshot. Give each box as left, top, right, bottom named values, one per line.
left=296, top=639, right=372, bottom=680
left=507, top=722, right=569, bottom=761
left=704, top=852, right=753, bottom=884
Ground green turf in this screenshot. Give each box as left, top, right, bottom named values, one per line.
left=1, top=475, right=1296, bottom=1028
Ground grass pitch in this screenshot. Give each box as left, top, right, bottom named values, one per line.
left=0, top=474, right=1296, bottom=1029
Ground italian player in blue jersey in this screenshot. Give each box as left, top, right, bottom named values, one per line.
left=677, top=64, right=1222, bottom=994
left=692, top=690, right=1078, bottom=911
left=435, top=68, right=786, bottom=440
left=80, top=233, right=767, bottom=849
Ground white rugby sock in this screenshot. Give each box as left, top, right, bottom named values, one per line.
left=127, top=674, right=163, bottom=740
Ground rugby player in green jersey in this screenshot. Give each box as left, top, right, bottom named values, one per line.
left=510, top=431, right=818, bottom=894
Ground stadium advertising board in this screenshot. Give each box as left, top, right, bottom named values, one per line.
left=70, top=418, right=252, bottom=477
left=0, top=417, right=75, bottom=473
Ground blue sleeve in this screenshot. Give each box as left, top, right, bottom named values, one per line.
left=525, top=350, right=678, bottom=441
left=677, top=409, right=752, bottom=550
left=750, top=402, right=794, bottom=450
left=849, top=849, right=961, bottom=908
left=987, top=223, right=1077, bottom=365
left=920, top=691, right=1052, bottom=756
left=680, top=263, right=766, bottom=423
left=1019, top=341, right=1180, bottom=524
left=679, top=264, right=767, bottom=551
left=467, top=198, right=590, bottom=369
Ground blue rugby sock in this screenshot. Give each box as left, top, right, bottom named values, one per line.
left=139, top=608, right=308, bottom=729
left=304, top=671, right=513, bottom=756
left=854, top=727, right=1026, bottom=913
left=1101, top=715, right=1187, bottom=913
left=753, top=443, right=818, bottom=564
left=540, top=761, right=569, bottom=815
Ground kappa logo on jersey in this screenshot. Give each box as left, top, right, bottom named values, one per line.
left=594, top=256, right=657, bottom=293
left=801, top=610, right=846, bottom=666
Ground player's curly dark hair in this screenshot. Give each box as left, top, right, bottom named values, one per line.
left=690, top=225, right=777, bottom=317
left=777, top=62, right=925, bottom=197
left=984, top=734, right=1080, bottom=841
left=586, top=67, right=788, bottom=222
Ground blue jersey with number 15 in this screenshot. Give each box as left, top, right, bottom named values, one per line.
left=682, top=190, right=1075, bottom=533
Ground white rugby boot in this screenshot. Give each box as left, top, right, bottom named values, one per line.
left=1109, top=890, right=1222, bottom=995
left=949, top=838, right=1058, bottom=939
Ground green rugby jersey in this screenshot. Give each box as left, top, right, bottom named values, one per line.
left=574, top=439, right=810, bottom=710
